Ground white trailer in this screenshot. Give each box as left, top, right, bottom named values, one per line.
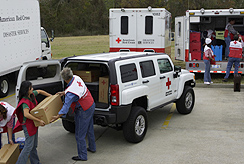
left=109, top=7, right=171, bottom=55
left=0, top=0, right=52, bottom=97
left=175, top=8, right=244, bottom=74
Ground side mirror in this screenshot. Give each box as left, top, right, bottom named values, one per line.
left=41, top=43, right=46, bottom=52
left=174, top=66, right=181, bottom=72
left=50, top=30, right=55, bottom=42
left=173, top=66, right=181, bottom=78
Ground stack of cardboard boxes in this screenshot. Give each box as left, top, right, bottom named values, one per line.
left=73, top=69, right=109, bottom=104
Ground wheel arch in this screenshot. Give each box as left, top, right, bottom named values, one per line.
left=176, top=79, right=195, bottom=99
left=132, top=95, right=148, bottom=111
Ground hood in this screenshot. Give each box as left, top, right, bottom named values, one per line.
left=181, top=69, right=190, bottom=74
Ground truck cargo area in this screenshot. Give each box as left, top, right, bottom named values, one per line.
left=189, top=16, right=244, bottom=61
left=175, top=9, right=244, bottom=74
left=65, top=62, right=110, bottom=109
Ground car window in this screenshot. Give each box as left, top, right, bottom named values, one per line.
left=26, top=65, right=57, bottom=80
left=41, top=29, right=49, bottom=43
left=120, top=63, right=138, bottom=83
left=140, top=60, right=155, bottom=78
left=157, top=59, right=173, bottom=74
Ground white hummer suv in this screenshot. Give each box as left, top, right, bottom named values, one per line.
left=16, top=52, right=195, bottom=143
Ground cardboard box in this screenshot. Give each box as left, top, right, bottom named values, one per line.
left=0, top=144, right=20, bottom=164
left=73, top=70, right=100, bottom=82
left=99, top=76, right=109, bottom=103
left=30, top=95, right=63, bottom=127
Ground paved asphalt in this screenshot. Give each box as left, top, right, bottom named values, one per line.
left=1, top=83, right=244, bottom=164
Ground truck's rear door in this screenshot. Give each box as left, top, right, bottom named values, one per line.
left=109, top=9, right=137, bottom=52
left=16, top=60, right=62, bottom=105
left=136, top=9, right=163, bottom=52
left=175, top=16, right=186, bottom=61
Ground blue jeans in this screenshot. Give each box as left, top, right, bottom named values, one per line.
left=0, top=117, right=16, bottom=149
left=225, top=36, right=231, bottom=58
left=204, top=59, right=211, bottom=82
left=75, top=103, right=96, bottom=160
left=224, top=57, right=241, bottom=79
left=16, top=125, right=40, bottom=164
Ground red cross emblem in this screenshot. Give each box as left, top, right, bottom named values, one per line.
left=0, top=102, right=6, bottom=106
left=77, top=81, right=83, bottom=87
left=166, top=78, right=171, bottom=90
left=116, top=37, right=121, bottom=43
left=102, top=80, right=106, bottom=85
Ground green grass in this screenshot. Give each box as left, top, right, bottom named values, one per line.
left=51, top=35, right=109, bottom=59
left=51, top=35, right=243, bottom=84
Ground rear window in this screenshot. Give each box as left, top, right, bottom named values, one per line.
left=26, top=65, right=57, bottom=81
left=121, top=16, right=128, bottom=35
left=140, top=60, right=155, bottom=77
left=120, top=63, right=138, bottom=83
left=145, top=16, right=153, bottom=34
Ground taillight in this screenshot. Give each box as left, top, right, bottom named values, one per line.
left=110, top=84, right=119, bottom=106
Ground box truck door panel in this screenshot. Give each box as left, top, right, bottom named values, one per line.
left=136, top=10, right=163, bottom=52
left=16, top=60, right=62, bottom=105
left=175, top=17, right=186, bottom=61
left=110, top=10, right=136, bottom=52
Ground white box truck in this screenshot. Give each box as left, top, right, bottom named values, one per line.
left=109, top=7, right=171, bottom=56
left=175, top=8, right=244, bottom=74
left=0, top=0, right=52, bottom=97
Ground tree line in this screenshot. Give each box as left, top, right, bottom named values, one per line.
left=40, top=0, right=240, bottom=37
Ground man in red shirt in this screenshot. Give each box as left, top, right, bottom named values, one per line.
left=223, top=34, right=242, bottom=82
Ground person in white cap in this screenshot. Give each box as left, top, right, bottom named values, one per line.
left=203, top=38, right=215, bottom=85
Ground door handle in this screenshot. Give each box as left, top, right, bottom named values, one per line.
left=142, top=80, right=149, bottom=84
left=160, top=76, right=166, bottom=79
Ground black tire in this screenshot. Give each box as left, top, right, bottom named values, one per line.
left=62, top=119, right=75, bottom=133
left=123, top=106, right=148, bottom=143
left=0, top=77, right=9, bottom=98
left=176, top=86, right=195, bottom=114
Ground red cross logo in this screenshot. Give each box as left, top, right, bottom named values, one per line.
left=102, top=80, right=106, bottom=85
left=116, top=37, right=121, bottom=43
left=77, top=81, right=83, bottom=87
left=0, top=102, right=6, bottom=106
left=166, top=78, right=171, bottom=90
